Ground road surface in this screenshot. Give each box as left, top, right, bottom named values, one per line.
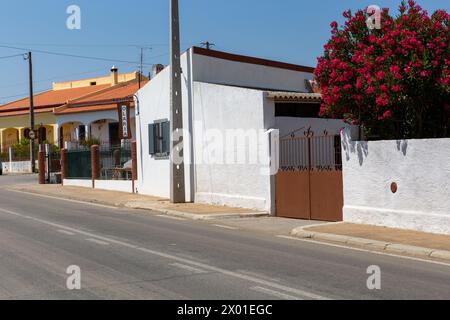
left=0, top=175, right=449, bottom=300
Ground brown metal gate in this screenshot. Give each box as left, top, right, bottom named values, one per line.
left=276, top=130, right=343, bottom=222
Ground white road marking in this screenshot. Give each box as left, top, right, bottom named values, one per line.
left=57, top=229, right=75, bottom=236
left=213, top=224, right=239, bottom=230
left=0, top=207, right=329, bottom=300
left=170, top=263, right=208, bottom=274
left=156, top=215, right=186, bottom=221
left=250, top=286, right=303, bottom=300
left=276, top=235, right=450, bottom=268
left=7, top=189, right=119, bottom=210
left=86, top=238, right=110, bottom=246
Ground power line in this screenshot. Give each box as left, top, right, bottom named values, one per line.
left=0, top=44, right=154, bottom=66
left=0, top=53, right=24, bottom=60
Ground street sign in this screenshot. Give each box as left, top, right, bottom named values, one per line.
left=117, top=103, right=132, bottom=139
left=29, top=130, right=36, bottom=140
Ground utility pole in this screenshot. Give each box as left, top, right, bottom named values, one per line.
left=201, top=41, right=215, bottom=50
left=169, top=0, right=185, bottom=203
left=24, top=52, right=36, bottom=173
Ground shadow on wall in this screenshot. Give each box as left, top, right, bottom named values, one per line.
left=341, top=128, right=369, bottom=166
left=396, top=140, right=408, bottom=156
left=342, top=128, right=411, bottom=165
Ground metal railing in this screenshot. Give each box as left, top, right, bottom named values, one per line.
left=98, top=142, right=132, bottom=181
left=280, top=130, right=342, bottom=171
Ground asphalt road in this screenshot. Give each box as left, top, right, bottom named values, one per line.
left=0, top=175, right=449, bottom=300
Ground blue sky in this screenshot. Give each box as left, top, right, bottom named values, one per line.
left=0, top=0, right=448, bottom=103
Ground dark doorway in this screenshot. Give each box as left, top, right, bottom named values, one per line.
left=109, top=122, right=120, bottom=146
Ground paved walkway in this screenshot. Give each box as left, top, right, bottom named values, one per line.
left=304, top=223, right=450, bottom=251
left=11, top=184, right=262, bottom=215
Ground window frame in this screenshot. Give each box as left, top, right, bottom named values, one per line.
left=149, top=119, right=170, bottom=159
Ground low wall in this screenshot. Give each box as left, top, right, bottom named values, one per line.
left=2, top=161, right=36, bottom=174
left=63, top=179, right=134, bottom=193
left=341, top=129, right=450, bottom=235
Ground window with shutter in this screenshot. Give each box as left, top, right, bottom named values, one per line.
left=148, top=123, right=156, bottom=155
left=149, top=120, right=170, bottom=158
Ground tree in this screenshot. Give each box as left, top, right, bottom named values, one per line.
left=315, top=1, right=449, bottom=139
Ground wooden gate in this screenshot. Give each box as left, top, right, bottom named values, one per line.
left=276, top=130, right=343, bottom=222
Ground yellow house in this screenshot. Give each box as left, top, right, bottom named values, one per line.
left=0, top=68, right=145, bottom=153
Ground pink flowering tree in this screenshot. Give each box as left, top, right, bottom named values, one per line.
left=315, top=0, right=449, bottom=139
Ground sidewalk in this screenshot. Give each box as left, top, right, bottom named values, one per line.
left=292, top=223, right=450, bottom=262
left=10, top=184, right=269, bottom=220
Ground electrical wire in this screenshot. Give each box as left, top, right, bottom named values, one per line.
left=0, top=44, right=153, bottom=66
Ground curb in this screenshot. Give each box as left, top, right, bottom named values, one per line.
left=291, top=226, right=450, bottom=262
left=124, top=202, right=269, bottom=221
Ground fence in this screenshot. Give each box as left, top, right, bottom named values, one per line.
left=66, top=149, right=92, bottom=179
left=98, top=142, right=132, bottom=181
left=279, top=132, right=342, bottom=171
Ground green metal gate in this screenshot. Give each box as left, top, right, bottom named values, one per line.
left=66, top=149, right=91, bottom=179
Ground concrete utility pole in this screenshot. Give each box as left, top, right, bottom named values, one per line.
left=25, top=52, right=36, bottom=173
left=169, top=0, right=185, bottom=203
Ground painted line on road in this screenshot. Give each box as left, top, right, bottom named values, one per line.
left=7, top=189, right=119, bottom=210
left=156, top=214, right=187, bottom=221
left=276, top=235, right=450, bottom=268
left=170, top=263, right=208, bottom=274
left=86, top=238, right=110, bottom=246
left=0, top=207, right=329, bottom=300
left=250, top=286, right=303, bottom=300
left=213, top=224, right=239, bottom=230
left=57, top=229, right=75, bottom=236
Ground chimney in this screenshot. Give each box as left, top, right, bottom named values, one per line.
left=111, top=66, right=118, bottom=86
left=152, top=64, right=164, bottom=78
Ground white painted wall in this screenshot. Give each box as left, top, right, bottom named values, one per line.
left=341, top=128, right=450, bottom=235
left=192, top=53, right=313, bottom=92
left=135, top=50, right=193, bottom=200
left=63, top=179, right=134, bottom=193
left=192, top=82, right=271, bottom=212
left=1, top=161, right=38, bottom=174
left=95, top=180, right=134, bottom=193
left=63, top=179, right=92, bottom=188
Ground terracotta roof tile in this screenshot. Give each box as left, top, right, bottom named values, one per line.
left=0, top=84, right=110, bottom=111
left=54, top=104, right=126, bottom=115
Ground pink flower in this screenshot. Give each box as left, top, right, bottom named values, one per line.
left=391, top=85, right=401, bottom=92
left=366, top=86, right=375, bottom=94
left=382, top=110, right=392, bottom=120
left=376, top=71, right=386, bottom=80
left=376, top=95, right=389, bottom=107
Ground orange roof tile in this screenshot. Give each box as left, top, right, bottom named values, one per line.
left=73, top=80, right=147, bottom=104
left=55, top=103, right=134, bottom=115
left=0, top=84, right=110, bottom=111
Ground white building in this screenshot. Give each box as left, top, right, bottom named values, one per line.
left=135, top=47, right=349, bottom=213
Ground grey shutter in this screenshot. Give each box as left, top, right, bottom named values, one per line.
left=148, top=123, right=156, bottom=155
left=161, top=121, right=170, bottom=154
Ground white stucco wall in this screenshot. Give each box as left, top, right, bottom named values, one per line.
left=341, top=128, right=450, bottom=235
left=192, top=53, right=313, bottom=92
left=94, top=180, right=134, bottom=193
left=63, top=179, right=134, bottom=193
left=1, top=160, right=38, bottom=174
left=192, top=82, right=271, bottom=212
left=135, top=50, right=193, bottom=200
left=63, top=179, right=92, bottom=188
